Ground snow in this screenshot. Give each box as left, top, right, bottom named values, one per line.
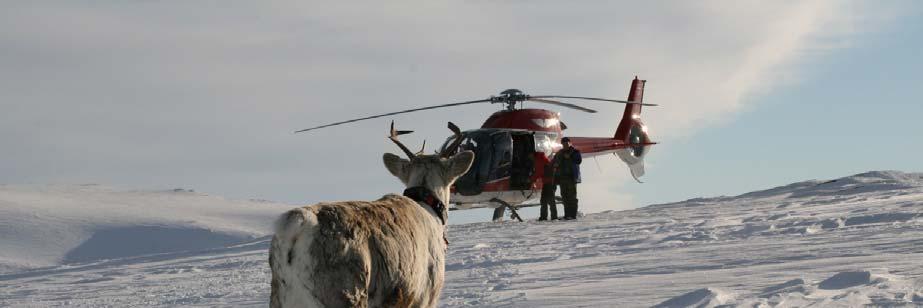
left=652, top=287, right=733, bottom=308
left=2, top=171, right=923, bottom=307
left=0, top=185, right=295, bottom=271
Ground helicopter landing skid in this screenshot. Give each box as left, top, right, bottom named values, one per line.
left=489, top=198, right=523, bottom=222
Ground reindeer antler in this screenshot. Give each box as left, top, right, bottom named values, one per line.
left=389, top=121, right=417, bottom=159
left=441, top=121, right=464, bottom=158
left=416, top=140, right=426, bottom=156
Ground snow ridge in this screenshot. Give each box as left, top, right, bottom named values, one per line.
left=1, top=171, right=922, bottom=307
left=0, top=185, right=295, bottom=271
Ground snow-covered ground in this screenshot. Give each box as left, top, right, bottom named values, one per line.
left=2, top=171, right=922, bottom=307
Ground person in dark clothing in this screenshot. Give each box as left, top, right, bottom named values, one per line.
left=552, top=137, right=582, bottom=220
left=538, top=153, right=558, bottom=221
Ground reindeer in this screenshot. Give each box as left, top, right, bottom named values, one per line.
left=269, top=122, right=473, bottom=308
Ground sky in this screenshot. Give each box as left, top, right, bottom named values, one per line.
left=1, top=1, right=920, bottom=224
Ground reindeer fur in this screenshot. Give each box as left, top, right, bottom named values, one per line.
left=270, top=151, right=474, bottom=308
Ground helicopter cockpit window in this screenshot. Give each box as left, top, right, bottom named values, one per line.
left=509, top=132, right=536, bottom=190
left=451, top=130, right=514, bottom=196
left=488, top=132, right=512, bottom=180
left=439, top=135, right=476, bottom=156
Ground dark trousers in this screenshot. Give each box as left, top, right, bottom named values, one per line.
left=539, top=183, right=557, bottom=220
left=557, top=178, right=578, bottom=218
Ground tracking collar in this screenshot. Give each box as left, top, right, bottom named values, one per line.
left=403, top=186, right=448, bottom=225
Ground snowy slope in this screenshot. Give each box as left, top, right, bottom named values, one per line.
left=0, top=185, right=295, bottom=272
left=2, top=171, right=923, bottom=307
left=441, top=170, right=923, bottom=307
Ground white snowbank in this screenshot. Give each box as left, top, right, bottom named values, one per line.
left=653, top=287, right=734, bottom=308
left=731, top=270, right=923, bottom=307
left=0, top=185, right=295, bottom=271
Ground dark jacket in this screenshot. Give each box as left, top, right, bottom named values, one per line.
left=537, top=153, right=554, bottom=185
left=552, top=147, right=582, bottom=183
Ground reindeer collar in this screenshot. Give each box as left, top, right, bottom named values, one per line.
left=403, top=187, right=447, bottom=225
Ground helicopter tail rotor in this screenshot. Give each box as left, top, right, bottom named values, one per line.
left=612, top=77, right=651, bottom=183
left=614, top=77, right=647, bottom=142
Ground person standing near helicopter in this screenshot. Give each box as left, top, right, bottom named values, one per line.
left=552, top=137, right=582, bottom=220
left=537, top=152, right=558, bottom=221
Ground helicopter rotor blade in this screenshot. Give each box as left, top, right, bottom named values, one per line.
left=530, top=95, right=658, bottom=107
left=295, top=98, right=492, bottom=133
left=526, top=98, right=597, bottom=113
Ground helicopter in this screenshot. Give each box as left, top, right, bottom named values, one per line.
left=296, top=77, right=657, bottom=221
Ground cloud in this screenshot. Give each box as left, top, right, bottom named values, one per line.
left=575, top=0, right=875, bottom=213
left=0, top=1, right=896, bottom=217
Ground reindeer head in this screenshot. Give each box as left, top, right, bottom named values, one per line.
left=382, top=122, right=474, bottom=205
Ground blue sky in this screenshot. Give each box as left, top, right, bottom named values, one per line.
left=1, top=2, right=920, bottom=224
left=628, top=10, right=923, bottom=207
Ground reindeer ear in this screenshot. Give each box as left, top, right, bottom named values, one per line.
left=446, top=150, right=475, bottom=181
left=383, top=153, right=410, bottom=183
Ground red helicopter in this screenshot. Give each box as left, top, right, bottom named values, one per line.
left=296, top=77, right=657, bottom=221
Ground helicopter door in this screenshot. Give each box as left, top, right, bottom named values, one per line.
left=509, top=132, right=535, bottom=190
left=453, top=131, right=513, bottom=196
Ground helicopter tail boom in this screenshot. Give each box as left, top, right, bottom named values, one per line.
left=614, top=77, right=646, bottom=141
